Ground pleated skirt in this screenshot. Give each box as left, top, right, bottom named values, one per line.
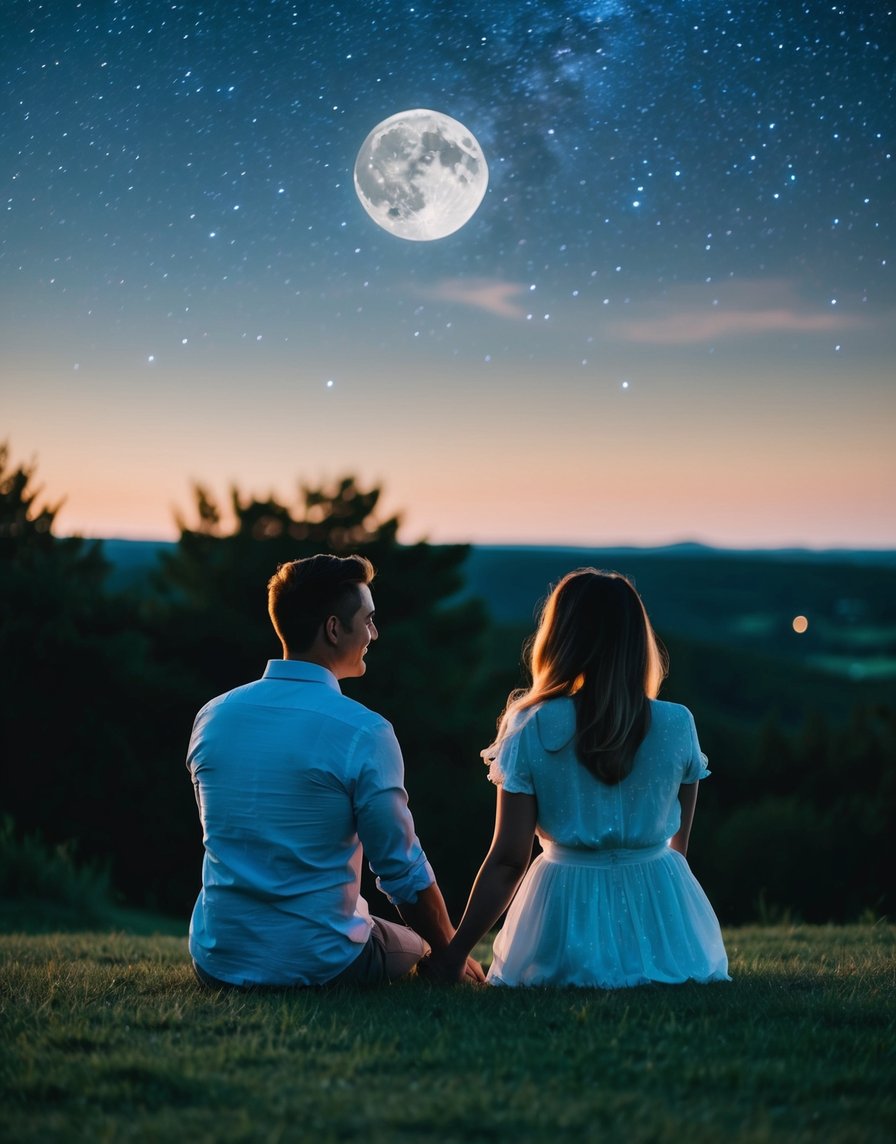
left=487, top=841, right=730, bottom=988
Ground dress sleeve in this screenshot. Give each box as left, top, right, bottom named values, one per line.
left=481, top=716, right=535, bottom=795
left=681, top=707, right=711, bottom=784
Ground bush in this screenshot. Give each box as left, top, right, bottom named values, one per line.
left=0, top=817, right=116, bottom=929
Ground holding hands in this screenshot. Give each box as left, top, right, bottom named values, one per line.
left=419, top=949, right=485, bottom=985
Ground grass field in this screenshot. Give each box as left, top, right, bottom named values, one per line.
left=1, top=924, right=894, bottom=1142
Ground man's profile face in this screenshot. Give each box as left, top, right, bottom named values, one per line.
left=332, top=583, right=378, bottom=679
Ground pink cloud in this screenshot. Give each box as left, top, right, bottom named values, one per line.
left=606, top=280, right=870, bottom=345
left=422, top=278, right=527, bottom=320
left=611, top=307, right=865, bottom=344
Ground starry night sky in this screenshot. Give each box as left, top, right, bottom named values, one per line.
left=3, top=1, right=894, bottom=546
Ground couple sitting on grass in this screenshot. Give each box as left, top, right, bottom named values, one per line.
left=188, top=554, right=730, bottom=991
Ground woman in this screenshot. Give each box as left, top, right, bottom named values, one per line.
left=426, top=568, right=730, bottom=987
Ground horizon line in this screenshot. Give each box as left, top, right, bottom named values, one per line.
left=82, top=535, right=896, bottom=557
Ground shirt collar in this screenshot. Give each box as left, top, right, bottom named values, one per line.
left=262, top=659, right=341, bottom=692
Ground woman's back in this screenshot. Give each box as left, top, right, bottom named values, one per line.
left=491, top=697, right=709, bottom=851
left=422, top=567, right=729, bottom=989
left=486, top=695, right=729, bottom=987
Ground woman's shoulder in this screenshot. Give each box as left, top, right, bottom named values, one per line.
left=648, top=699, right=697, bottom=733
left=649, top=698, right=693, bottom=718
left=530, top=696, right=576, bottom=753
left=503, top=697, right=575, bottom=747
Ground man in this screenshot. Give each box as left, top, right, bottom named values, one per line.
left=187, top=553, right=483, bottom=987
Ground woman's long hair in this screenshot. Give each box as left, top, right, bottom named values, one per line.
left=494, top=569, right=668, bottom=784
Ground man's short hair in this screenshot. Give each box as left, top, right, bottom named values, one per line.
left=267, top=554, right=375, bottom=653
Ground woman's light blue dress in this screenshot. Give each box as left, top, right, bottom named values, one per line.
left=486, top=697, right=730, bottom=988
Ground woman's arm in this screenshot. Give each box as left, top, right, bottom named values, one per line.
left=423, top=788, right=537, bottom=982
left=669, top=781, right=699, bottom=855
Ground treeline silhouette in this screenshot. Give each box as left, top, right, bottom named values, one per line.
left=1, top=442, right=893, bottom=924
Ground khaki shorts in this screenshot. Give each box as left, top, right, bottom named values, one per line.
left=192, top=917, right=428, bottom=990
left=328, top=918, right=429, bottom=986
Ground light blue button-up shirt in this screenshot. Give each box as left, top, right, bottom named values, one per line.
left=187, top=659, right=435, bottom=986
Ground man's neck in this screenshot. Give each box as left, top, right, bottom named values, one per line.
left=282, top=647, right=341, bottom=677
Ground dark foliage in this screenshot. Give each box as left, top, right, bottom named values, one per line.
left=0, top=445, right=199, bottom=910
left=695, top=703, right=895, bottom=922
left=1, top=442, right=893, bottom=924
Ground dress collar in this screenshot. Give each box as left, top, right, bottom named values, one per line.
left=262, top=659, right=341, bottom=692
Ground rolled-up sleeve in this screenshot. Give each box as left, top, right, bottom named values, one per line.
left=351, top=722, right=435, bottom=905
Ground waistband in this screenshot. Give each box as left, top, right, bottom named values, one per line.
left=540, top=841, right=669, bottom=867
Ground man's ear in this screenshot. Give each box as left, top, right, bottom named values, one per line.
left=323, top=614, right=341, bottom=646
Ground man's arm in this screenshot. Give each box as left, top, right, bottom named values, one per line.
left=392, top=883, right=454, bottom=952
left=353, top=723, right=485, bottom=977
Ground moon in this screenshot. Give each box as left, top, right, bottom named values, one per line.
left=354, top=109, right=488, bottom=241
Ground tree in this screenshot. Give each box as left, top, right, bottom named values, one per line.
left=1, top=443, right=61, bottom=554
left=1, top=445, right=138, bottom=873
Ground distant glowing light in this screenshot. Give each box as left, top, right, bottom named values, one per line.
left=621, top=380, right=630, bottom=390
left=147, top=354, right=155, bottom=362
left=792, top=615, right=809, bottom=634
left=326, top=379, right=334, bottom=388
